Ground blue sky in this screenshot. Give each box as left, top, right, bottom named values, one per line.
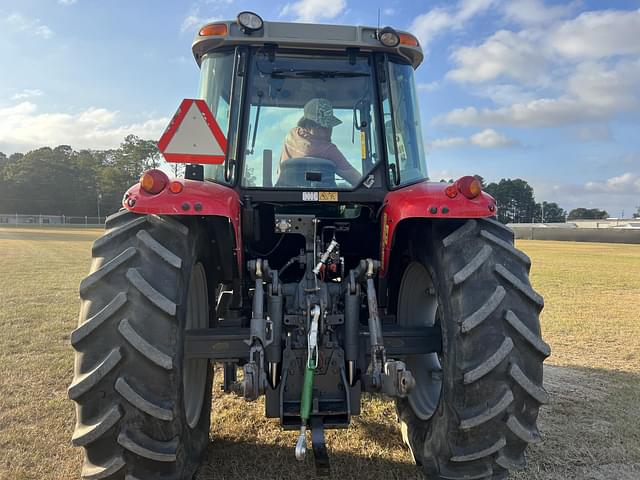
left=0, top=0, right=639, bottom=216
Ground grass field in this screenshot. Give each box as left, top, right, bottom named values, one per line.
left=0, top=226, right=639, bottom=480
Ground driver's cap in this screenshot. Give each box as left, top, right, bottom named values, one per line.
left=304, top=98, right=342, bottom=128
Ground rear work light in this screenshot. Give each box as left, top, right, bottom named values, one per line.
left=139, top=169, right=169, bottom=195
left=199, top=23, right=228, bottom=37
left=237, top=11, right=263, bottom=32
left=378, top=27, right=400, bottom=47
left=456, top=176, right=483, bottom=199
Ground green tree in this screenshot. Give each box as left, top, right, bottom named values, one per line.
left=0, top=137, right=163, bottom=217
left=0, top=146, right=99, bottom=215
left=484, top=178, right=536, bottom=224
left=567, top=208, right=609, bottom=220
left=535, top=201, right=566, bottom=223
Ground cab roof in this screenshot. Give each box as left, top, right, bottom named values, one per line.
left=192, top=18, right=424, bottom=69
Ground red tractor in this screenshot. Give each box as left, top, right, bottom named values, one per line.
left=69, top=12, right=549, bottom=480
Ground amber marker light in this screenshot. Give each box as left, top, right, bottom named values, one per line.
left=199, top=23, right=228, bottom=36
left=169, top=181, right=184, bottom=194
left=456, top=176, right=483, bottom=199
left=399, top=33, right=419, bottom=47
left=139, top=169, right=168, bottom=195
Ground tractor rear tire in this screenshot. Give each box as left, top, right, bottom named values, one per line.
left=69, top=211, right=214, bottom=480
left=395, top=218, right=550, bottom=480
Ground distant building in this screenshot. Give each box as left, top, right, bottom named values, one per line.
left=0, top=214, right=64, bottom=225
left=572, top=219, right=640, bottom=229
left=507, top=219, right=639, bottom=229
left=506, top=222, right=577, bottom=229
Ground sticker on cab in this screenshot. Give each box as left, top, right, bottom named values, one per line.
left=302, top=192, right=319, bottom=201
left=319, top=192, right=338, bottom=202
left=302, top=191, right=338, bottom=202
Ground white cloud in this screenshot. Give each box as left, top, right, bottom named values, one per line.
left=573, top=124, right=613, bottom=142
left=0, top=102, right=168, bottom=153
left=532, top=179, right=637, bottom=216
left=585, top=173, right=640, bottom=194
left=457, top=0, right=496, bottom=21
left=280, top=0, right=346, bottom=23
left=566, top=60, right=640, bottom=109
left=11, top=89, right=44, bottom=100
left=430, top=129, right=516, bottom=149
left=447, top=29, right=548, bottom=84
left=503, top=0, right=578, bottom=26
left=436, top=98, right=603, bottom=128
left=470, top=128, right=516, bottom=147
left=410, top=0, right=495, bottom=47
left=58, top=0, right=78, bottom=5
left=437, top=58, right=640, bottom=127
left=447, top=8, right=640, bottom=86
left=5, top=13, right=53, bottom=39
left=431, top=136, right=468, bottom=149
left=550, top=9, right=640, bottom=59
left=417, top=81, right=440, bottom=92
left=181, top=8, right=221, bottom=33
left=474, top=84, right=537, bottom=106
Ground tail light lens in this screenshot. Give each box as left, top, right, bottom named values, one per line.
left=457, top=176, right=482, bottom=199
left=445, top=184, right=459, bottom=198
left=139, top=169, right=169, bottom=195
left=168, top=180, right=184, bottom=194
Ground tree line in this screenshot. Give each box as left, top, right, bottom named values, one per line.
left=0, top=137, right=613, bottom=222
left=0, top=135, right=163, bottom=217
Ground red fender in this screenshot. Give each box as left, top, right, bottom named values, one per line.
left=379, top=179, right=497, bottom=276
left=123, top=179, right=242, bottom=272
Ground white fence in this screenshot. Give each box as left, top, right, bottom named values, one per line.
left=0, top=213, right=104, bottom=227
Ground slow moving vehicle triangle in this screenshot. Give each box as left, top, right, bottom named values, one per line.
left=158, top=98, right=227, bottom=164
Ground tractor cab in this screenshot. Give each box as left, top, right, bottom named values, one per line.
left=192, top=14, right=427, bottom=200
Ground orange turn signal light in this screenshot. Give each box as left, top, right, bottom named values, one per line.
left=168, top=181, right=184, bottom=194
left=199, top=23, right=228, bottom=37
left=399, top=33, right=419, bottom=47
left=139, top=169, right=168, bottom=195
left=456, top=176, right=482, bottom=199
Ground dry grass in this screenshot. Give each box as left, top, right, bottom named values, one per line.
left=0, top=228, right=638, bottom=480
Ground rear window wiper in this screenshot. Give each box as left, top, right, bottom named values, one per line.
left=270, top=69, right=370, bottom=79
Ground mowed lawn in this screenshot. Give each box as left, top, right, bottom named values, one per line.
left=0, top=227, right=639, bottom=480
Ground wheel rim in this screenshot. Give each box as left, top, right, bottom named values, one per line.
left=183, top=263, right=209, bottom=429
left=397, top=262, right=442, bottom=420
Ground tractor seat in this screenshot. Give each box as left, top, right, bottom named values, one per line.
left=276, top=157, right=337, bottom=188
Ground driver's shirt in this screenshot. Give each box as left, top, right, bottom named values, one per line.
left=280, top=127, right=361, bottom=185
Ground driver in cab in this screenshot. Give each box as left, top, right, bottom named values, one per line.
left=280, top=98, right=361, bottom=185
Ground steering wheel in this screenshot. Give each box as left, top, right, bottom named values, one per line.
left=276, top=157, right=337, bottom=188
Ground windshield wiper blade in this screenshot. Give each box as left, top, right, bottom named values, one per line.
left=270, top=69, right=370, bottom=79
